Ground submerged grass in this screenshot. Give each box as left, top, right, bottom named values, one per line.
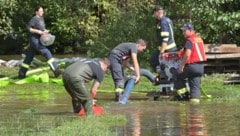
left=44, top=114, right=126, bottom=136
left=0, top=112, right=125, bottom=136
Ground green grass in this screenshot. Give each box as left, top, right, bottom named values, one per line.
left=0, top=113, right=126, bottom=136
left=44, top=114, right=126, bottom=136
left=201, top=73, right=240, bottom=102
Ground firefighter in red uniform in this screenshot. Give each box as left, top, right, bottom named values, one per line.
left=172, top=23, right=206, bottom=103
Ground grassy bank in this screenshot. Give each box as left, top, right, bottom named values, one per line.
left=0, top=112, right=126, bottom=136
left=44, top=114, right=126, bottom=136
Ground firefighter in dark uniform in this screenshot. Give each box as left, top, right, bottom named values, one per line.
left=150, top=6, right=177, bottom=72
left=18, top=5, right=61, bottom=79
left=173, top=23, right=206, bottom=103
left=62, top=58, right=110, bottom=115
left=108, top=39, right=147, bottom=101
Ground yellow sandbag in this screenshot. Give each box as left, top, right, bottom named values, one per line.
left=49, top=78, right=63, bottom=85
left=0, top=80, right=10, bottom=87
left=38, top=72, right=49, bottom=83
left=14, top=75, right=39, bottom=84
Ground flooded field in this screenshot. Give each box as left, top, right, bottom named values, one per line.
left=0, top=88, right=240, bottom=136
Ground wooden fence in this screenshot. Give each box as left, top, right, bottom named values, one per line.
left=204, top=44, right=240, bottom=74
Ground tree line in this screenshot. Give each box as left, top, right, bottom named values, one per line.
left=1, top=0, right=240, bottom=63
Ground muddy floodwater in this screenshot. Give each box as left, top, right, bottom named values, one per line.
left=0, top=88, right=240, bottom=136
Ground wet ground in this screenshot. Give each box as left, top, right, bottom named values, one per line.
left=0, top=88, right=240, bottom=136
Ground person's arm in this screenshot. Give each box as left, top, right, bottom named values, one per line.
left=29, top=28, right=49, bottom=35
left=90, top=80, right=100, bottom=105
left=29, top=28, right=44, bottom=35
left=90, top=80, right=100, bottom=98
left=179, top=49, right=191, bottom=73
left=131, top=53, right=140, bottom=83
left=160, top=42, right=168, bottom=54
left=123, top=59, right=134, bottom=71
left=179, top=40, right=192, bottom=72
left=159, top=20, right=169, bottom=57
left=28, top=18, right=48, bottom=35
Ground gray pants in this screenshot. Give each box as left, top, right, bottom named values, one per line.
left=174, top=63, right=204, bottom=99
left=63, top=73, right=93, bottom=115
left=108, top=54, right=126, bottom=89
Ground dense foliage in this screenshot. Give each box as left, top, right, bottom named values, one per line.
left=1, top=0, right=240, bottom=64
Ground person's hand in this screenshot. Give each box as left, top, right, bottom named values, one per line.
left=92, top=99, right=97, bottom=106
left=159, top=52, right=164, bottom=59
left=129, top=66, right=135, bottom=71
left=178, top=65, right=184, bottom=73
left=135, top=75, right=140, bottom=84
left=91, top=91, right=96, bottom=99
left=38, top=30, right=44, bottom=35
left=44, top=29, right=49, bottom=33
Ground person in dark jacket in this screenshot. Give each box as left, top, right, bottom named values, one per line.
left=150, top=6, right=177, bottom=72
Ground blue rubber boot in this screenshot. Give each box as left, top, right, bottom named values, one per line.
left=119, top=79, right=135, bottom=104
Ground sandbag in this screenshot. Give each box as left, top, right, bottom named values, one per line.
left=40, top=33, right=55, bottom=46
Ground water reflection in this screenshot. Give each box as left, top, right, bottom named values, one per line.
left=155, top=109, right=182, bottom=136
left=111, top=102, right=208, bottom=136
left=124, top=108, right=142, bottom=136
left=113, top=105, right=142, bottom=136
left=131, top=110, right=141, bottom=136
left=111, top=103, right=182, bottom=136
left=185, top=105, right=207, bottom=136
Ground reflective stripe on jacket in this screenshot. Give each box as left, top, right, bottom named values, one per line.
left=184, top=34, right=206, bottom=64
left=156, top=16, right=176, bottom=50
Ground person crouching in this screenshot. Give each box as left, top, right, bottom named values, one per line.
left=62, top=58, right=110, bottom=115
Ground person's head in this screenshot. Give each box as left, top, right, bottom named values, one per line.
left=99, top=58, right=110, bottom=72
left=34, top=5, right=44, bottom=17
left=180, top=23, right=195, bottom=38
left=153, top=6, right=164, bottom=19
left=136, top=39, right=147, bottom=53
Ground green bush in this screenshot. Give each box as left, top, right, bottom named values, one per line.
left=0, top=0, right=240, bottom=57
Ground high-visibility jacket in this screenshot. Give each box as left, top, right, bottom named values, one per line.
left=156, top=16, right=176, bottom=51
left=183, top=34, right=206, bottom=64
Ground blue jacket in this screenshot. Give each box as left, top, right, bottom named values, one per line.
left=156, top=16, right=176, bottom=51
